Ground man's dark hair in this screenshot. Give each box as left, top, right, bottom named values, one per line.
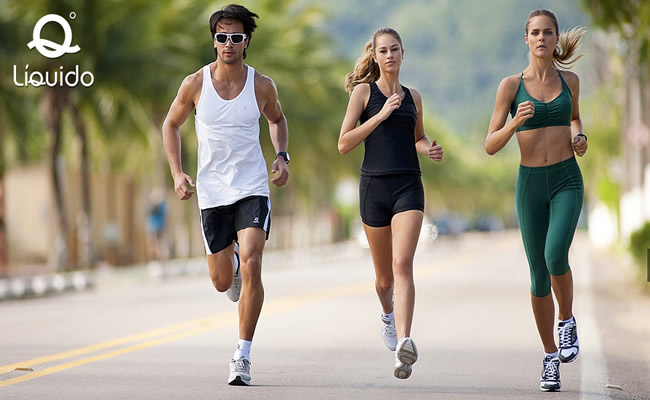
left=209, top=4, right=259, bottom=59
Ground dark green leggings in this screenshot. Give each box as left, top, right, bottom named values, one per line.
left=516, top=157, right=584, bottom=297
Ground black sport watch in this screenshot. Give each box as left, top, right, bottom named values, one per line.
left=276, top=151, right=290, bottom=164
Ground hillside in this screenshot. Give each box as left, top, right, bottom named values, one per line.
left=318, top=0, right=589, bottom=133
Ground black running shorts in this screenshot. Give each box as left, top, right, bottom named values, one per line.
left=359, top=174, right=424, bottom=227
left=200, top=196, right=271, bottom=255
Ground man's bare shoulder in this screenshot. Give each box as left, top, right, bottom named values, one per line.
left=253, top=69, right=278, bottom=96
left=178, top=66, right=205, bottom=95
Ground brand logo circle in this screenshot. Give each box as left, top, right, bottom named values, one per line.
left=27, top=14, right=80, bottom=59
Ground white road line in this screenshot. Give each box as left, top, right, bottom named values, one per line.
left=576, top=243, right=610, bottom=399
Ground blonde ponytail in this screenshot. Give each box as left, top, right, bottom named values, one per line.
left=344, top=41, right=380, bottom=93
left=344, top=27, right=403, bottom=94
left=553, top=26, right=585, bottom=69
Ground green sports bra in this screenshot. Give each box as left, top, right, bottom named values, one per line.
left=510, top=71, right=573, bottom=132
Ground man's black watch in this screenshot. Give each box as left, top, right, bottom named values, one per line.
left=276, top=151, right=290, bottom=164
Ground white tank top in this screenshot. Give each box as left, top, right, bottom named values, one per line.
left=194, top=64, right=269, bottom=209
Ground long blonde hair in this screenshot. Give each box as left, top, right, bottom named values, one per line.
left=526, top=8, right=585, bottom=69
left=344, top=27, right=403, bottom=93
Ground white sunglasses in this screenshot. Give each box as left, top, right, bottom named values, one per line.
left=214, top=33, right=247, bottom=44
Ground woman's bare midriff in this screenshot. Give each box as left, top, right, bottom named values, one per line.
left=517, top=126, right=574, bottom=167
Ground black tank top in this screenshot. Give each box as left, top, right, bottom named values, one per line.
left=359, top=82, right=421, bottom=177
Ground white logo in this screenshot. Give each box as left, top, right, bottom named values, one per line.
left=14, top=12, right=94, bottom=88
left=27, top=13, right=80, bottom=59
left=253, top=217, right=260, bottom=224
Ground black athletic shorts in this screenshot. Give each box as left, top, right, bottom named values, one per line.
left=359, top=174, right=424, bottom=227
left=200, top=196, right=271, bottom=255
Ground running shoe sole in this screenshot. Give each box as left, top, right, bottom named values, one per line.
left=394, top=338, right=418, bottom=379
left=394, top=361, right=412, bottom=379
left=540, top=381, right=561, bottom=392
left=228, top=376, right=250, bottom=386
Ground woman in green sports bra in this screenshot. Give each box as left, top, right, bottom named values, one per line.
left=485, top=8, right=587, bottom=393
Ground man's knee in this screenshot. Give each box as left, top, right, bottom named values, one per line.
left=240, top=253, right=262, bottom=285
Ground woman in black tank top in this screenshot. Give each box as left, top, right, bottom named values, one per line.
left=338, top=27, right=444, bottom=380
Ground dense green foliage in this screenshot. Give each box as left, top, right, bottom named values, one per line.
left=629, top=223, right=650, bottom=271
left=321, top=0, right=588, bottom=133
left=584, top=0, right=650, bottom=63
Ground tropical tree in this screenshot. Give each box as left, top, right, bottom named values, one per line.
left=244, top=0, right=354, bottom=214
left=583, top=0, right=650, bottom=239
left=0, top=11, right=45, bottom=276
left=3, top=0, right=217, bottom=269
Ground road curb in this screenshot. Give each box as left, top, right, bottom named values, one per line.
left=0, top=241, right=366, bottom=301
left=0, top=271, right=94, bottom=301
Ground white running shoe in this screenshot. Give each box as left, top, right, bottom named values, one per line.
left=558, top=317, right=579, bottom=363
left=228, top=357, right=251, bottom=386
left=381, top=315, right=397, bottom=351
left=226, top=242, right=241, bottom=302
left=394, top=337, right=418, bottom=379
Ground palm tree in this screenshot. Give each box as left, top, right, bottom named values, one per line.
left=4, top=0, right=216, bottom=269
left=0, top=10, right=43, bottom=276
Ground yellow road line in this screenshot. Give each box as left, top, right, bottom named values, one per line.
left=0, top=250, right=471, bottom=388
left=0, top=284, right=373, bottom=388
left=0, top=325, right=217, bottom=387
left=0, top=311, right=238, bottom=375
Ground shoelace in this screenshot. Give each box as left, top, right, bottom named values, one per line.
left=559, top=321, right=576, bottom=347
left=543, top=358, right=559, bottom=380
left=233, top=359, right=250, bottom=372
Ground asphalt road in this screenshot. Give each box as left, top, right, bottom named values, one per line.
left=1, top=231, right=649, bottom=400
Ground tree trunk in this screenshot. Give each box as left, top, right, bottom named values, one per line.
left=72, top=103, right=96, bottom=269
left=41, top=87, right=70, bottom=272
left=623, top=45, right=643, bottom=192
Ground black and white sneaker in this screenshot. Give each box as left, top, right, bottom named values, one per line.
left=558, top=317, right=579, bottom=363
left=226, top=242, right=241, bottom=302
left=228, top=357, right=251, bottom=386
left=539, top=356, right=561, bottom=392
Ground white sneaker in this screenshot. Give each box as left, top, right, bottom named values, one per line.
left=394, top=337, right=418, bottom=379
left=226, top=242, right=241, bottom=302
left=228, top=357, right=251, bottom=386
left=381, top=315, right=397, bottom=351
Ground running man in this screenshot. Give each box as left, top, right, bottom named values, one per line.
left=162, top=4, right=289, bottom=386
